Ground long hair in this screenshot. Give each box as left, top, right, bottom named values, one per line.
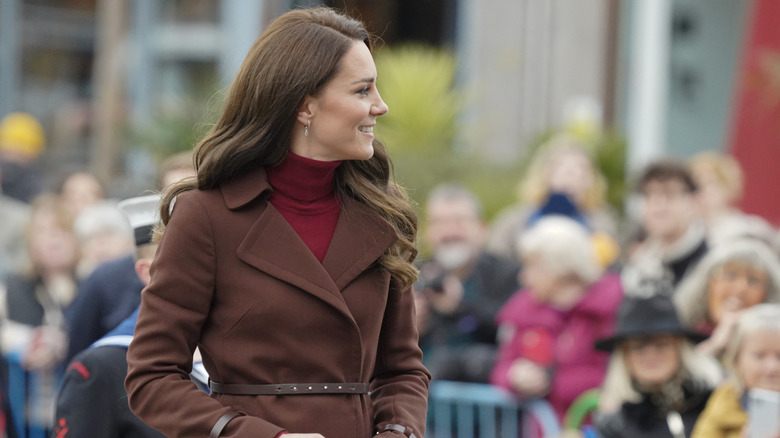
left=674, top=238, right=780, bottom=327
left=721, top=303, right=780, bottom=395
left=160, top=7, right=418, bottom=288
left=599, top=340, right=723, bottom=410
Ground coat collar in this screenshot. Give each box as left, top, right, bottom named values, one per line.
left=221, top=166, right=273, bottom=210
left=225, top=166, right=396, bottom=321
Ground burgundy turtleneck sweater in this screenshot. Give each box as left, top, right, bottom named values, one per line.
left=266, top=152, right=342, bottom=263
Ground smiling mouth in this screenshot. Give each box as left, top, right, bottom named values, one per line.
left=358, top=126, right=373, bottom=134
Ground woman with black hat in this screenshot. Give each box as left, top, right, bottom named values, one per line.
left=593, top=293, right=723, bottom=438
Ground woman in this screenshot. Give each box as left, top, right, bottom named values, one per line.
left=0, top=194, right=80, bottom=434
left=124, top=7, right=430, bottom=438
left=486, top=134, right=618, bottom=262
left=674, top=238, right=780, bottom=359
left=490, top=215, right=623, bottom=422
left=594, top=294, right=722, bottom=438
left=691, top=303, right=780, bottom=438
left=688, top=151, right=776, bottom=248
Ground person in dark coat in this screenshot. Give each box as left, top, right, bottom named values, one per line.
left=124, top=7, right=429, bottom=438
left=415, top=183, right=520, bottom=383
left=63, top=254, right=144, bottom=363
left=593, top=293, right=723, bottom=438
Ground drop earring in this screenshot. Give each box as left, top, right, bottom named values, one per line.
left=304, top=120, right=310, bottom=137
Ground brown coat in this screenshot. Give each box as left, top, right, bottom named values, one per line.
left=125, top=167, right=430, bottom=438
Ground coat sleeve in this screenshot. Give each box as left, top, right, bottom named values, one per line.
left=370, top=283, right=431, bottom=438
left=124, top=192, right=285, bottom=438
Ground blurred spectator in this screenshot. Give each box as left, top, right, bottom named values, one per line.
left=490, top=216, right=623, bottom=421
left=675, top=239, right=780, bottom=359
left=691, top=303, right=780, bottom=438
left=689, top=151, right=777, bottom=249
left=64, top=154, right=193, bottom=363
left=0, top=113, right=46, bottom=203
left=0, top=194, right=80, bottom=435
left=594, top=294, right=722, bottom=438
left=157, top=150, right=196, bottom=189
left=55, top=171, right=106, bottom=221
left=0, top=162, right=29, bottom=281
left=54, top=194, right=170, bottom=438
left=72, top=200, right=134, bottom=279
left=622, top=159, right=708, bottom=293
left=415, top=183, right=520, bottom=383
left=487, top=134, right=619, bottom=262
left=63, top=198, right=144, bottom=363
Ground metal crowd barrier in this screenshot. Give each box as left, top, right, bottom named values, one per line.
left=427, top=380, right=561, bottom=438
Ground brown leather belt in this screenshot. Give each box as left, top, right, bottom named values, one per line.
left=208, top=380, right=370, bottom=395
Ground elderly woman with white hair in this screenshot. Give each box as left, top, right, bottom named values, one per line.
left=489, top=216, right=623, bottom=422
left=674, top=238, right=780, bottom=359
left=593, top=293, right=723, bottom=438
left=691, top=303, right=780, bottom=438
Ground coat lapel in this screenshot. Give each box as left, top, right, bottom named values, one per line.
left=223, top=167, right=395, bottom=320
left=235, top=203, right=354, bottom=319
left=322, top=198, right=395, bottom=290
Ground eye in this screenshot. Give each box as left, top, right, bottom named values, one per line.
left=358, top=86, right=370, bottom=96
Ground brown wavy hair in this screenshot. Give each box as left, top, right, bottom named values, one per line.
left=160, top=7, right=418, bottom=288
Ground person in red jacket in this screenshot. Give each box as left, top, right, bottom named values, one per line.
left=490, top=215, right=623, bottom=421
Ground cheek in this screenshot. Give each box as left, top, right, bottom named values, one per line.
left=707, top=280, right=726, bottom=321
left=745, top=288, right=768, bottom=306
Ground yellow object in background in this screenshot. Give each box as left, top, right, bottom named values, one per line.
left=0, top=112, right=46, bottom=158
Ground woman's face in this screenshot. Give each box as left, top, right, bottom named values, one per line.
left=293, top=41, right=389, bottom=162
left=28, top=209, right=78, bottom=274
left=546, top=150, right=594, bottom=204
left=737, top=328, right=780, bottom=392
left=521, top=255, right=558, bottom=302
left=707, top=261, right=768, bottom=323
left=692, top=166, right=731, bottom=215
left=624, top=334, right=682, bottom=386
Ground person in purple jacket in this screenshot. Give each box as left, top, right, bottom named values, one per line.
left=490, top=215, right=624, bottom=422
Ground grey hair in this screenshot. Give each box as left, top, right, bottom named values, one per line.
left=426, top=182, right=483, bottom=219
left=518, top=216, right=602, bottom=285
left=72, top=200, right=134, bottom=243
left=722, top=303, right=780, bottom=395
left=674, top=238, right=780, bottom=327
left=600, top=340, right=724, bottom=407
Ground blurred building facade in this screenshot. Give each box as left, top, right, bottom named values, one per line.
left=1, top=0, right=778, bottom=221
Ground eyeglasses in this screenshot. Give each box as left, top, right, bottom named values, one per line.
left=710, top=264, right=768, bottom=289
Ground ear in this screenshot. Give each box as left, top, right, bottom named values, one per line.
left=296, top=95, right=315, bottom=126
left=135, top=257, right=153, bottom=286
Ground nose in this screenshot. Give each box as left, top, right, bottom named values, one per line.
left=372, top=91, right=389, bottom=116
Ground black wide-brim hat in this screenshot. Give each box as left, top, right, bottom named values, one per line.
left=594, top=293, right=709, bottom=352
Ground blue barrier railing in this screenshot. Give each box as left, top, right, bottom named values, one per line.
left=5, top=353, right=62, bottom=438
left=427, top=381, right=561, bottom=438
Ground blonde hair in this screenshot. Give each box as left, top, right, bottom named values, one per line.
left=674, top=239, right=780, bottom=327
left=519, top=134, right=607, bottom=211
left=722, top=303, right=780, bottom=395
left=689, top=151, right=743, bottom=204
left=600, top=340, right=723, bottom=407
left=519, top=216, right=602, bottom=285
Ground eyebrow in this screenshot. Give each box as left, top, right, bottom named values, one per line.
left=352, top=78, right=375, bottom=85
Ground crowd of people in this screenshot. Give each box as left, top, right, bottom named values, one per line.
left=0, top=6, right=779, bottom=438
left=415, top=134, right=780, bottom=437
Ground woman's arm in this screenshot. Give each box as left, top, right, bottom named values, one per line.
left=371, top=283, right=431, bottom=438
left=124, top=192, right=284, bottom=438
